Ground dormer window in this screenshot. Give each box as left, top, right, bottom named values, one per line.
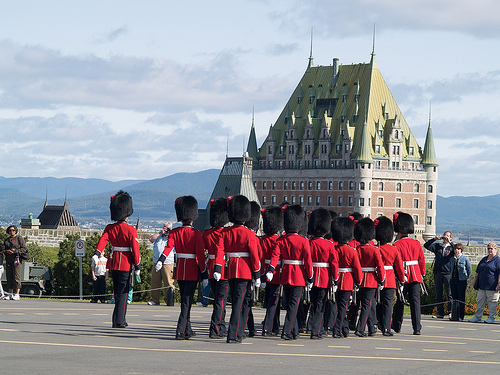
left=375, top=145, right=380, bottom=154
left=409, top=146, right=414, bottom=156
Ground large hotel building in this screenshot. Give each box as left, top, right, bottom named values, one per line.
left=247, top=49, right=438, bottom=241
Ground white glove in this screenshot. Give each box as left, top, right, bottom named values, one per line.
left=378, top=283, right=384, bottom=291
left=266, top=271, right=274, bottom=282
left=202, top=279, right=209, bottom=287
left=306, top=282, right=313, bottom=291
left=155, top=261, right=163, bottom=272
left=134, top=269, right=140, bottom=276
left=331, top=284, right=338, bottom=293
left=254, top=278, right=261, bottom=289
left=213, top=272, right=221, bottom=281
left=261, top=282, right=267, bottom=289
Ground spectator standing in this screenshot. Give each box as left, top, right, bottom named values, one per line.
left=91, top=252, right=108, bottom=303
left=449, top=243, right=472, bottom=321
left=469, top=243, right=500, bottom=324
left=3, top=225, right=27, bottom=300
left=148, top=222, right=175, bottom=306
left=424, top=231, right=454, bottom=319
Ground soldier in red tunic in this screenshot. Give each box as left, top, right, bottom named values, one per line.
left=332, top=217, right=363, bottom=338
left=95, top=191, right=141, bottom=328
left=268, top=204, right=313, bottom=340
left=374, top=216, right=405, bottom=336
left=308, top=208, right=339, bottom=339
left=214, top=195, right=261, bottom=343
left=203, top=198, right=229, bottom=339
left=156, top=196, right=208, bottom=340
left=353, top=218, right=386, bottom=337
left=391, top=212, right=426, bottom=335
left=261, top=205, right=284, bottom=336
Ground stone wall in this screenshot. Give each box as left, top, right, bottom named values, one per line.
left=424, top=246, right=487, bottom=265
left=18, top=228, right=153, bottom=250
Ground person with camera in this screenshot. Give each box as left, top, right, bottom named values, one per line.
left=149, top=222, right=175, bottom=306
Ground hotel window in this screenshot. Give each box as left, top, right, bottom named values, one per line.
left=316, top=181, right=321, bottom=190
left=348, top=197, right=353, bottom=206
left=428, top=185, right=433, bottom=193
left=271, top=195, right=276, bottom=205
left=262, top=196, right=267, bottom=205
left=375, top=145, right=380, bottom=154
left=345, top=144, right=350, bottom=153
left=414, top=184, right=419, bottom=193
left=409, top=147, right=414, bottom=156
left=396, top=198, right=401, bottom=208
left=328, top=196, right=333, bottom=206
left=307, top=196, right=312, bottom=205
left=396, top=183, right=402, bottom=192
left=338, top=197, right=343, bottom=206
left=272, top=181, right=276, bottom=190
left=427, top=200, right=432, bottom=209
left=360, top=182, right=365, bottom=190
left=299, top=196, right=304, bottom=206
left=283, top=195, right=288, bottom=203
left=349, top=181, right=354, bottom=190
left=378, top=182, right=384, bottom=191
left=413, top=199, right=419, bottom=209
left=336, top=145, right=341, bottom=153
left=360, top=198, right=365, bottom=206
left=329, top=181, right=333, bottom=190
left=262, top=181, right=267, bottom=189
left=300, top=181, right=304, bottom=190
left=292, top=181, right=296, bottom=190
left=413, top=215, right=419, bottom=225
left=268, top=145, right=273, bottom=154
left=291, top=196, right=296, bottom=204
left=339, top=181, right=344, bottom=190
left=253, top=181, right=257, bottom=188
left=427, top=216, right=432, bottom=225
left=316, top=196, right=321, bottom=206
left=308, top=181, right=313, bottom=190
left=378, top=197, right=384, bottom=207
left=284, top=181, right=288, bottom=190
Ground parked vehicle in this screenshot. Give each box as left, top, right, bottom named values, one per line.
left=1, top=261, right=52, bottom=297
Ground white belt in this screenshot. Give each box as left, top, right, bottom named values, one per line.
left=339, top=267, right=352, bottom=273
left=208, top=254, right=216, bottom=260
left=384, top=265, right=393, bottom=270
left=283, top=260, right=303, bottom=265
left=265, top=259, right=282, bottom=265
left=227, top=252, right=250, bottom=258
left=361, top=267, right=376, bottom=272
left=112, top=246, right=131, bottom=252
left=313, top=262, right=330, bottom=268
left=404, top=260, right=419, bottom=266
left=177, top=253, right=196, bottom=259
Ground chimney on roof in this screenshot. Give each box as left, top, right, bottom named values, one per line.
left=333, top=58, right=339, bottom=77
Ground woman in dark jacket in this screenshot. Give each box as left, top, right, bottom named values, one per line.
left=3, top=225, right=27, bottom=300
left=449, top=243, right=472, bottom=321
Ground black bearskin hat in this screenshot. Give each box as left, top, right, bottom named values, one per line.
left=349, top=212, right=363, bottom=221
left=227, top=195, right=251, bottom=224
left=308, top=208, right=331, bottom=237
left=284, top=204, right=305, bottom=233
left=246, top=201, right=261, bottom=232
left=110, top=190, right=133, bottom=221
left=209, top=198, right=229, bottom=228
left=354, top=217, right=375, bottom=245
left=393, top=212, right=414, bottom=234
left=331, top=217, right=354, bottom=244
left=175, top=195, right=198, bottom=222
left=262, top=205, right=284, bottom=235
left=375, top=216, right=394, bottom=245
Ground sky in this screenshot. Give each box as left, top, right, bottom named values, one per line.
left=0, top=0, right=499, bottom=198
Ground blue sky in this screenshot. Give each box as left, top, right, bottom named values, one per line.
left=0, top=0, right=499, bottom=197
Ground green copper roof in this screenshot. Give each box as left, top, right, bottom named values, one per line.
left=422, top=122, right=438, bottom=166
left=355, top=119, right=373, bottom=163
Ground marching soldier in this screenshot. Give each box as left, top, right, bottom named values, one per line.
left=267, top=204, right=313, bottom=340
left=203, top=198, right=230, bottom=339
left=374, top=216, right=405, bottom=336
left=260, top=205, right=284, bottom=337
left=95, top=191, right=141, bottom=328
left=391, top=212, right=426, bottom=335
left=214, top=195, right=261, bottom=343
left=331, top=217, right=363, bottom=338
left=308, top=208, right=339, bottom=339
left=156, top=196, right=208, bottom=340
left=353, top=218, right=385, bottom=337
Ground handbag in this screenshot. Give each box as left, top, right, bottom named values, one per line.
left=473, top=277, right=479, bottom=290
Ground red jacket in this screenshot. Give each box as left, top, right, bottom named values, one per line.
left=260, top=234, right=281, bottom=285
left=310, top=237, right=339, bottom=289
left=162, top=225, right=206, bottom=281
left=203, top=227, right=226, bottom=280
left=393, top=237, right=426, bottom=283
left=357, top=244, right=386, bottom=288
left=269, top=233, right=313, bottom=287
left=335, top=244, right=363, bottom=291
left=96, top=221, right=141, bottom=272
left=215, top=225, right=260, bottom=280
left=379, top=243, right=405, bottom=288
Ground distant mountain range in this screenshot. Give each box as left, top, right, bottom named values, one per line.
left=0, top=172, right=499, bottom=239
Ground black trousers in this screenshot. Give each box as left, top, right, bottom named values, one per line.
left=177, top=280, right=197, bottom=337
left=450, top=278, right=467, bottom=320
left=378, top=287, right=395, bottom=332
left=92, top=275, right=106, bottom=302
left=282, top=284, right=303, bottom=337
left=309, top=286, right=328, bottom=336
left=355, top=288, right=376, bottom=333
left=228, top=279, right=251, bottom=341
left=111, top=270, right=130, bottom=326
left=263, top=283, right=281, bottom=334
left=209, top=278, right=229, bottom=336
left=334, top=290, right=351, bottom=337
left=434, top=272, right=452, bottom=316
left=392, top=282, right=421, bottom=332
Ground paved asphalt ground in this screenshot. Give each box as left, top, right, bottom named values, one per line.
left=1, top=299, right=500, bottom=375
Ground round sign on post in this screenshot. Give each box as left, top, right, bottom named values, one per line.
left=75, top=240, right=85, bottom=257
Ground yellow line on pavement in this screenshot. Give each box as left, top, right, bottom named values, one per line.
left=328, top=346, right=350, bottom=349
left=375, top=347, right=401, bottom=351
left=1, top=339, right=500, bottom=365
left=423, top=349, right=448, bottom=352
